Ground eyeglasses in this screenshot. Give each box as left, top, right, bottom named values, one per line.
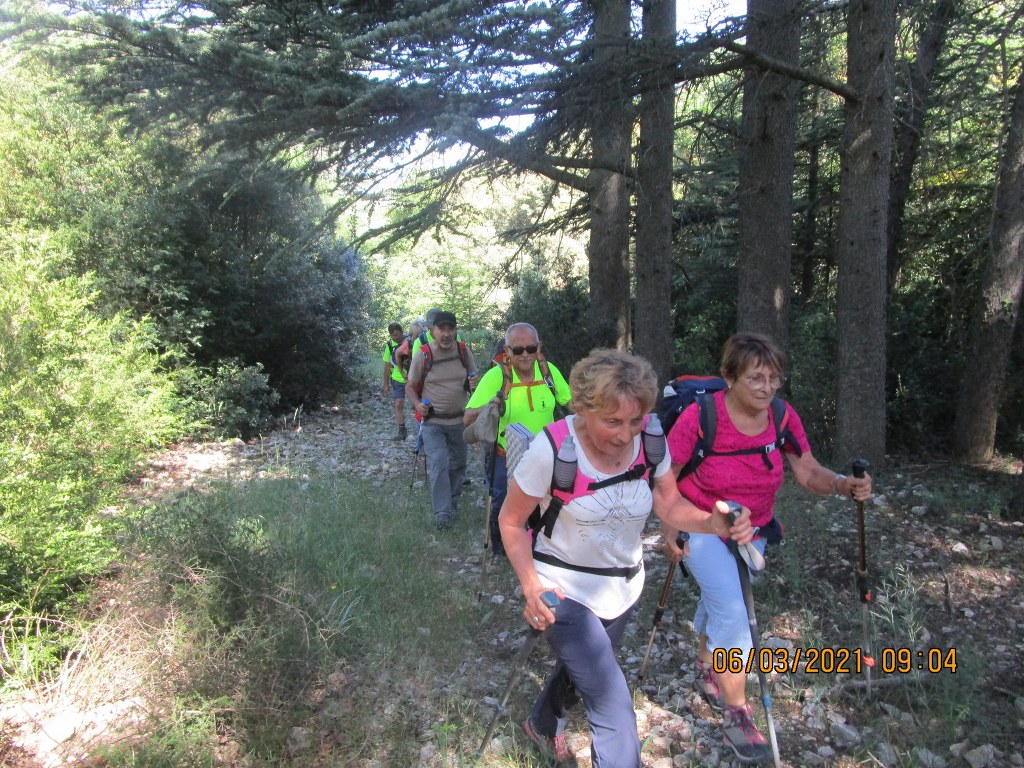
left=742, top=373, right=786, bottom=390
left=509, top=345, right=539, bottom=355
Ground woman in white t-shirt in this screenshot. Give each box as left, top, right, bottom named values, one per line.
left=498, top=348, right=754, bottom=768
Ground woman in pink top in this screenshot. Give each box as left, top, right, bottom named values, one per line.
left=662, top=333, right=872, bottom=765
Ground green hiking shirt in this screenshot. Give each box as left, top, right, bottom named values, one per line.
left=466, top=361, right=571, bottom=450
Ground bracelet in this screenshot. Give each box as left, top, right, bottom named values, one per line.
left=831, top=473, right=847, bottom=496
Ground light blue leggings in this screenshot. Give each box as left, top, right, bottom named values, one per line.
left=682, top=533, right=768, bottom=656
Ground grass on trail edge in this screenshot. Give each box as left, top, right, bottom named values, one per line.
left=6, top=444, right=1020, bottom=768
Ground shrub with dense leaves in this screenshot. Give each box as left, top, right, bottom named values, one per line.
left=0, top=233, right=182, bottom=632
left=175, top=359, right=280, bottom=440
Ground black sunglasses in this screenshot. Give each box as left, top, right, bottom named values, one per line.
left=509, top=345, right=539, bottom=355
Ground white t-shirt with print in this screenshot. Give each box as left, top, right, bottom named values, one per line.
left=514, top=415, right=671, bottom=619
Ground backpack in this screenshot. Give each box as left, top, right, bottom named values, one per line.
left=525, top=416, right=666, bottom=580
left=656, top=375, right=802, bottom=479
left=496, top=356, right=560, bottom=408
left=489, top=338, right=563, bottom=417
left=386, top=338, right=402, bottom=367
left=411, top=340, right=472, bottom=398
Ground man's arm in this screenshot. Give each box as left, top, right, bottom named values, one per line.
left=550, top=364, right=572, bottom=406
left=406, top=351, right=429, bottom=419
left=464, top=361, right=500, bottom=426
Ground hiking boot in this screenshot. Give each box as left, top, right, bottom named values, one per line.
left=395, top=424, right=407, bottom=441
left=435, top=516, right=452, bottom=530
left=722, top=704, right=771, bottom=765
left=522, top=718, right=578, bottom=767
left=695, top=659, right=723, bottom=711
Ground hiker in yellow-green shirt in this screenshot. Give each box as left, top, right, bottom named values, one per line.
left=464, top=322, right=570, bottom=556
left=382, top=322, right=408, bottom=441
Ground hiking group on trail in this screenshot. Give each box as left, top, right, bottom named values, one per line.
left=380, top=319, right=874, bottom=767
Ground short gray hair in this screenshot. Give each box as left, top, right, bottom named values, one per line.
left=505, top=322, right=540, bottom=344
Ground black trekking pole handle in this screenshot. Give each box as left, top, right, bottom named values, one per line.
left=638, top=532, right=688, bottom=682
left=478, top=591, right=560, bottom=756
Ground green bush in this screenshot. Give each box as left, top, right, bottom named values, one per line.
left=175, top=360, right=281, bottom=440
left=0, top=232, right=182, bottom=635
left=101, top=162, right=370, bottom=409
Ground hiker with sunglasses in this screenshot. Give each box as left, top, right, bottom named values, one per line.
left=464, top=323, right=571, bottom=557
left=498, top=348, right=754, bottom=768
left=660, top=332, right=872, bottom=765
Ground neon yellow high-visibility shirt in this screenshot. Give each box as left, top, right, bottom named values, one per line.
left=382, top=339, right=406, bottom=383
left=466, top=361, right=571, bottom=450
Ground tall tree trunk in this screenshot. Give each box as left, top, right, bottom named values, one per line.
left=587, top=0, right=632, bottom=349
left=835, top=0, right=895, bottom=468
left=736, top=0, right=801, bottom=350
left=1012, top=465, right=1024, bottom=520
left=634, top=0, right=675, bottom=383
left=798, top=18, right=830, bottom=305
left=953, top=75, right=1024, bottom=463
left=887, top=0, right=957, bottom=290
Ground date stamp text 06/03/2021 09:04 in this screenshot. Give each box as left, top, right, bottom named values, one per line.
left=711, top=647, right=959, bottom=675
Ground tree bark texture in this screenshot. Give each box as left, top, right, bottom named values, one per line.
left=587, top=0, right=633, bottom=350
left=953, top=75, right=1024, bottom=463
left=634, top=0, right=676, bottom=383
left=887, top=0, right=957, bottom=290
left=735, top=0, right=801, bottom=350
left=835, top=0, right=895, bottom=467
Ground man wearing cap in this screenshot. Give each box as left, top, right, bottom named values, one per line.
left=411, top=307, right=463, bottom=359
left=406, top=311, right=479, bottom=528
left=464, top=322, right=570, bottom=555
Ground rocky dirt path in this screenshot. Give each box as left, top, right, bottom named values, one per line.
left=159, top=391, right=1024, bottom=768
left=6, top=388, right=1023, bottom=768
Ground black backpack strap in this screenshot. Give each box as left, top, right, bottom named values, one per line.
left=770, top=396, right=803, bottom=458
left=678, top=393, right=717, bottom=479
left=526, top=426, right=568, bottom=540
left=533, top=551, right=642, bottom=580
left=528, top=495, right=564, bottom=540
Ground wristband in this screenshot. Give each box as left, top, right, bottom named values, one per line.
left=831, top=473, right=847, bottom=496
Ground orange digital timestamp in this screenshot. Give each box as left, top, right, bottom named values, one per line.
left=711, top=646, right=958, bottom=675
left=879, top=647, right=958, bottom=674
left=713, top=647, right=870, bottom=674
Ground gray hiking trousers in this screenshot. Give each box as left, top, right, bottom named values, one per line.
left=420, top=422, right=467, bottom=523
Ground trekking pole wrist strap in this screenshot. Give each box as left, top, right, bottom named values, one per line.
left=831, top=473, right=847, bottom=496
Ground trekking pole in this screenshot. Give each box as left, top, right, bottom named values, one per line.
left=475, top=438, right=500, bottom=603
left=478, top=591, right=560, bottom=756
left=726, top=502, right=782, bottom=768
left=852, top=458, right=875, bottom=699
left=638, top=532, right=688, bottom=682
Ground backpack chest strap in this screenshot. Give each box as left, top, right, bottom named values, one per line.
left=587, top=462, right=649, bottom=490
left=507, top=378, right=548, bottom=412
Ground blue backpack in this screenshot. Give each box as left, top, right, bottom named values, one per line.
left=657, top=375, right=802, bottom=479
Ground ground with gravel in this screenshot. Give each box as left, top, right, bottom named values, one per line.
left=4, top=387, right=1023, bottom=768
